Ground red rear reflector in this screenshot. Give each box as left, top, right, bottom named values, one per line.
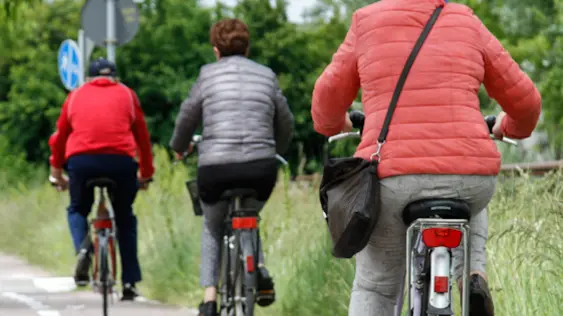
left=422, top=228, right=462, bottom=248
left=232, top=217, right=258, bottom=229
left=93, top=219, right=112, bottom=230
left=246, top=255, right=255, bottom=273
left=434, top=276, right=449, bottom=293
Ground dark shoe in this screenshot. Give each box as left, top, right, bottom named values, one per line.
left=73, top=248, right=91, bottom=287
left=198, top=301, right=217, bottom=316
left=464, top=274, right=495, bottom=316
left=256, top=267, right=275, bottom=307
left=121, top=283, right=140, bottom=301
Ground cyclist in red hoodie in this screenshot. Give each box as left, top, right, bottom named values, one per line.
left=48, top=58, right=155, bottom=301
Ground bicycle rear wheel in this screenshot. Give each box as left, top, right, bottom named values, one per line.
left=100, top=243, right=109, bottom=316
left=239, top=230, right=258, bottom=316
left=218, top=235, right=233, bottom=316
left=233, top=260, right=245, bottom=316
left=228, top=232, right=251, bottom=316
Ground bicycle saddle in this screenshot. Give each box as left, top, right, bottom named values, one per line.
left=402, top=199, right=471, bottom=226
left=86, top=177, right=117, bottom=189
left=220, top=188, right=258, bottom=201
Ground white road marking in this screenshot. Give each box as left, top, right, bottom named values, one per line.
left=2, top=292, right=61, bottom=316
left=32, top=277, right=76, bottom=293
left=38, top=311, right=62, bottom=316
left=135, top=295, right=163, bottom=305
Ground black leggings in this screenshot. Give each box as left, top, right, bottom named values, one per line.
left=196, top=158, right=278, bottom=204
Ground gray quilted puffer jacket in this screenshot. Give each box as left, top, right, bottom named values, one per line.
left=169, top=56, right=294, bottom=167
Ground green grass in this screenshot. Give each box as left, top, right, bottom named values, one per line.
left=0, top=147, right=561, bottom=315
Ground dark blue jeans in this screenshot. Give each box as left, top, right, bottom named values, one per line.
left=66, top=154, right=141, bottom=284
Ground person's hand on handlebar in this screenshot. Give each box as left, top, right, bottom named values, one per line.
left=175, top=151, right=186, bottom=161
left=491, top=111, right=507, bottom=140
left=174, top=143, right=194, bottom=160
left=342, top=112, right=354, bottom=133
left=137, top=173, right=153, bottom=191
left=137, top=170, right=154, bottom=190
left=50, top=166, right=68, bottom=192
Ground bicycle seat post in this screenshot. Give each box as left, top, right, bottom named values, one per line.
left=97, top=187, right=106, bottom=218
left=234, top=196, right=242, bottom=211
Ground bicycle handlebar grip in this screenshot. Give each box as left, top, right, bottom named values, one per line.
left=192, top=135, right=202, bottom=143
left=48, top=175, right=58, bottom=187
left=349, top=110, right=365, bottom=133
left=484, top=115, right=496, bottom=134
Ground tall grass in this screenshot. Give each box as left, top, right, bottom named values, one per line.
left=0, top=147, right=561, bottom=315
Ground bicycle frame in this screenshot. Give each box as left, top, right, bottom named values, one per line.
left=91, top=186, right=118, bottom=299
left=181, top=134, right=290, bottom=316
left=218, top=195, right=260, bottom=316
left=49, top=174, right=151, bottom=315
left=326, top=113, right=517, bottom=316
left=404, top=218, right=470, bottom=316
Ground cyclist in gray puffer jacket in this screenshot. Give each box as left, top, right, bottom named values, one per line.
left=169, top=18, right=294, bottom=316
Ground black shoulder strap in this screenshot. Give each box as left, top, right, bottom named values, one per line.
left=377, top=6, right=443, bottom=144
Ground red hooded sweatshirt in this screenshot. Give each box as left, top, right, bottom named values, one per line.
left=49, top=78, right=155, bottom=178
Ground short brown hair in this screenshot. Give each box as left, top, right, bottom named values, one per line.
left=210, top=18, right=250, bottom=57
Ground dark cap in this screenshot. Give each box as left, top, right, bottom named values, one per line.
left=88, top=57, right=117, bottom=77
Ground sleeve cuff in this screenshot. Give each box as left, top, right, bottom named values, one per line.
left=313, top=118, right=346, bottom=137
left=140, top=165, right=155, bottom=179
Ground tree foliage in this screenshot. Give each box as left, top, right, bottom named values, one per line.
left=0, top=0, right=561, bottom=174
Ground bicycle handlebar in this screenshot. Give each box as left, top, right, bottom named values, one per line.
left=182, top=135, right=289, bottom=166
left=328, top=132, right=360, bottom=143
left=48, top=175, right=59, bottom=186
left=328, top=112, right=518, bottom=146
left=484, top=115, right=517, bottom=145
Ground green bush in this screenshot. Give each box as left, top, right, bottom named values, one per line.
left=0, top=147, right=561, bottom=315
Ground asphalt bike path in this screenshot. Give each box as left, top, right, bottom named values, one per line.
left=0, top=252, right=197, bottom=316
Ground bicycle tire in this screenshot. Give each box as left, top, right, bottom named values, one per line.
left=230, top=233, right=245, bottom=316
left=100, top=241, right=109, bottom=316
left=234, top=261, right=245, bottom=316
left=219, top=234, right=232, bottom=316
left=242, top=262, right=255, bottom=316
left=239, top=229, right=258, bottom=316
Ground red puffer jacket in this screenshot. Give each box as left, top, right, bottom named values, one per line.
left=312, top=0, right=541, bottom=179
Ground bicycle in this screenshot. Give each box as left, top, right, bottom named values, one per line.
left=328, top=111, right=516, bottom=316
left=181, top=135, right=288, bottom=316
left=49, top=175, right=152, bottom=316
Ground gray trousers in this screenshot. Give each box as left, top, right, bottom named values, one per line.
left=199, top=199, right=266, bottom=287
left=348, top=174, right=496, bottom=316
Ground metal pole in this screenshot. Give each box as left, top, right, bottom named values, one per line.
left=78, top=29, right=85, bottom=85
left=106, top=0, right=117, bottom=62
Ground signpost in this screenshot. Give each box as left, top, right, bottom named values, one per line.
left=80, top=0, right=140, bottom=62
left=57, top=39, right=82, bottom=91
left=78, top=29, right=96, bottom=84
left=57, top=0, right=141, bottom=90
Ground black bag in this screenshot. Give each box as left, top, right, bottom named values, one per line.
left=319, top=6, right=444, bottom=259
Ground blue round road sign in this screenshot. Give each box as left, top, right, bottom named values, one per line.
left=58, top=39, right=82, bottom=91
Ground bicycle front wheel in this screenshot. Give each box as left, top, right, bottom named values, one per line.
left=100, top=243, right=109, bottom=316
